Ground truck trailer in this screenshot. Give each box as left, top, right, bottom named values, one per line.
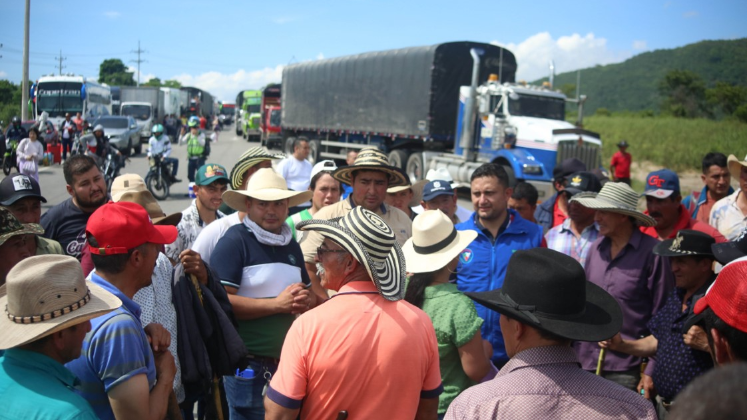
left=280, top=41, right=601, bottom=199
left=119, top=86, right=165, bottom=151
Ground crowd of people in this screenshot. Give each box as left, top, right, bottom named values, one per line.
left=0, top=133, right=746, bottom=420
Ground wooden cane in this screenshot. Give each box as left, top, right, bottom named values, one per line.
left=596, top=348, right=607, bottom=376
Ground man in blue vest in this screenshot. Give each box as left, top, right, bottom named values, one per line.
left=456, top=162, right=544, bottom=367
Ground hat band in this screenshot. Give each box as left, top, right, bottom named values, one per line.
left=498, top=291, right=587, bottom=324
left=6, top=290, right=91, bottom=324
left=90, top=245, right=129, bottom=255
left=413, top=227, right=457, bottom=255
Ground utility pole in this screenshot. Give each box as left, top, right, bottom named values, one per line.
left=21, top=0, right=30, bottom=120
left=130, top=40, right=147, bottom=87
left=55, top=49, right=67, bottom=75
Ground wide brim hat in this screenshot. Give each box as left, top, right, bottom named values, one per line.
left=116, top=190, right=182, bottom=226
left=711, top=227, right=747, bottom=266
left=403, top=210, right=477, bottom=273
left=571, top=182, right=656, bottom=227
left=230, top=147, right=285, bottom=190
left=223, top=167, right=312, bottom=211
left=333, top=148, right=408, bottom=188
left=111, top=173, right=147, bottom=202
left=297, top=206, right=405, bottom=301
left=466, top=248, right=623, bottom=342
left=0, top=255, right=122, bottom=349
left=653, top=229, right=715, bottom=258
left=617, top=140, right=629, bottom=148
left=727, top=154, right=747, bottom=180
left=387, top=179, right=428, bottom=208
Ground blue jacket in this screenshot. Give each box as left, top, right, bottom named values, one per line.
left=455, top=209, right=544, bottom=364
left=534, top=191, right=558, bottom=234
left=681, top=185, right=735, bottom=220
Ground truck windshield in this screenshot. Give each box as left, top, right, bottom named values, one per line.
left=220, top=107, right=235, bottom=115
left=270, top=109, right=281, bottom=127
left=509, top=94, right=565, bottom=121
left=247, top=104, right=261, bottom=113
left=36, top=82, right=84, bottom=117
left=121, top=105, right=151, bottom=121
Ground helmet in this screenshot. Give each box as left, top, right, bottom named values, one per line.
left=11, top=116, right=20, bottom=124
left=93, top=124, right=104, bottom=134
left=153, top=124, right=164, bottom=135
left=188, top=116, right=200, bottom=127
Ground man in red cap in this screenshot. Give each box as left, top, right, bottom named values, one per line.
left=65, top=202, right=180, bottom=420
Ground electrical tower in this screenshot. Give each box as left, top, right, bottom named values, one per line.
left=54, top=50, right=67, bottom=75
left=130, top=40, right=147, bottom=87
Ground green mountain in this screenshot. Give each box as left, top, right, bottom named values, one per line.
left=534, top=38, right=747, bottom=114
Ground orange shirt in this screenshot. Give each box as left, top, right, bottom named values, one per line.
left=268, top=281, right=443, bottom=419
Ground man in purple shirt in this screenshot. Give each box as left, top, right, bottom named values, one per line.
left=446, top=248, right=656, bottom=420
left=572, top=182, right=674, bottom=390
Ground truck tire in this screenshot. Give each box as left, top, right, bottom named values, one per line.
left=388, top=150, right=409, bottom=172
left=308, top=139, right=321, bottom=165
left=285, top=137, right=296, bottom=155
left=406, top=153, right=424, bottom=182
left=134, top=140, right=142, bottom=155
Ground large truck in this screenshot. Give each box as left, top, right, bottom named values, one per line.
left=260, top=84, right=281, bottom=146
left=236, top=90, right=262, bottom=139
left=280, top=41, right=601, bottom=199
left=120, top=86, right=165, bottom=152
left=218, top=103, right=236, bottom=126
left=181, top=86, right=214, bottom=118
left=160, top=87, right=188, bottom=117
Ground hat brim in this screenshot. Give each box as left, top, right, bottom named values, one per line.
left=333, top=165, right=409, bottom=188
left=230, top=154, right=284, bottom=190
left=153, top=212, right=182, bottom=226
left=711, top=241, right=747, bottom=266
left=0, top=280, right=122, bottom=349
left=727, top=155, right=747, bottom=180
left=402, top=229, right=477, bottom=274
left=223, top=189, right=313, bottom=212
left=571, top=195, right=656, bottom=227
left=147, top=224, right=178, bottom=245
left=0, top=192, right=47, bottom=206
left=0, top=223, right=45, bottom=247
left=466, top=281, right=623, bottom=342
left=653, top=238, right=714, bottom=258
left=644, top=189, right=675, bottom=199
left=297, top=217, right=405, bottom=301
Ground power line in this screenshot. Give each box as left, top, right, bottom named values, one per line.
left=54, top=49, right=67, bottom=75
left=130, top=40, right=147, bottom=87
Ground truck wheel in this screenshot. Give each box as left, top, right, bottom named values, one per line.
left=285, top=137, right=296, bottom=155
left=308, top=139, right=321, bottom=165
left=388, top=150, right=409, bottom=172
left=133, top=140, right=142, bottom=155
left=406, top=153, right=424, bottom=182
left=126, top=139, right=133, bottom=157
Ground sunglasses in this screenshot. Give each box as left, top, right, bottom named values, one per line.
left=317, top=246, right=348, bottom=260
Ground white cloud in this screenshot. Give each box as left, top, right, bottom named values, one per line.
left=172, top=66, right=284, bottom=103
left=0, top=71, right=7, bottom=78
left=103, top=11, right=121, bottom=19
left=316, top=53, right=325, bottom=60
left=632, top=40, right=648, bottom=50
left=683, top=11, right=698, bottom=18
left=273, top=16, right=298, bottom=24
left=493, top=32, right=631, bottom=81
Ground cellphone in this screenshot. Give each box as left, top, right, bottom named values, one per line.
left=303, top=282, right=313, bottom=289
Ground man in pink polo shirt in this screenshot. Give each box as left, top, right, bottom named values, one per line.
left=264, top=207, right=443, bottom=420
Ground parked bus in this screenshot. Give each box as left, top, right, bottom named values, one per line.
left=34, top=75, right=112, bottom=128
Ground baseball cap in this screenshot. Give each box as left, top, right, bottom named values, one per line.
left=0, top=174, right=47, bottom=206
left=553, top=158, right=587, bottom=180
left=564, top=171, right=602, bottom=196
left=711, top=226, right=747, bottom=266
left=422, top=180, right=455, bottom=202
left=644, top=169, right=680, bottom=199
left=310, top=160, right=338, bottom=181
left=693, top=256, right=747, bottom=333
left=195, top=163, right=229, bottom=186
left=85, top=202, right=177, bottom=256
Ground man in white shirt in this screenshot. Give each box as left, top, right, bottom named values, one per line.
left=147, top=124, right=180, bottom=183
left=277, top=137, right=312, bottom=215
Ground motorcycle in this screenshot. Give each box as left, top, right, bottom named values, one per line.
left=101, top=151, right=124, bottom=193
left=3, top=139, right=19, bottom=175
left=145, top=154, right=176, bottom=200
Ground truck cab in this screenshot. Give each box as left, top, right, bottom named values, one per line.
left=261, top=105, right=282, bottom=149
left=120, top=101, right=154, bottom=141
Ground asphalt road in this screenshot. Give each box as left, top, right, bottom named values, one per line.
left=35, top=123, right=474, bottom=216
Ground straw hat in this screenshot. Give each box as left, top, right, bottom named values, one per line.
left=402, top=210, right=477, bottom=273
left=111, top=173, right=147, bottom=202
left=222, top=168, right=313, bottom=211
left=229, top=147, right=285, bottom=190
left=0, top=255, right=122, bottom=349
left=332, top=147, right=408, bottom=187
left=570, top=182, right=656, bottom=227
left=117, top=190, right=182, bottom=226
left=727, top=154, right=747, bottom=180
left=387, top=179, right=428, bottom=208
left=297, top=207, right=406, bottom=301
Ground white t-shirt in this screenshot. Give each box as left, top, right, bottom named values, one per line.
left=277, top=157, right=312, bottom=203
left=190, top=212, right=242, bottom=264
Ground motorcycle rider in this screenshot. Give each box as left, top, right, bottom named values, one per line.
left=4, top=116, right=27, bottom=169
left=179, top=115, right=206, bottom=183
left=87, top=124, right=122, bottom=176
left=147, top=124, right=181, bottom=183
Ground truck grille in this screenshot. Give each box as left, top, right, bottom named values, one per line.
left=557, top=141, right=601, bottom=170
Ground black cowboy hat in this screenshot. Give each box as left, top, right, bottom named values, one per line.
left=653, top=229, right=715, bottom=258
left=466, top=248, right=622, bottom=342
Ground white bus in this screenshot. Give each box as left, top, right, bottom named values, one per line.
left=34, top=75, right=112, bottom=128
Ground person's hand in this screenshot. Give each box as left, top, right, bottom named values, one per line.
left=275, top=283, right=310, bottom=314
left=144, top=323, right=171, bottom=353
left=683, top=325, right=710, bottom=353
left=637, top=373, right=655, bottom=400
left=154, top=349, right=176, bottom=382
left=292, top=285, right=314, bottom=313
left=25, top=155, right=32, bottom=161
left=598, top=333, right=623, bottom=351
left=179, top=249, right=208, bottom=285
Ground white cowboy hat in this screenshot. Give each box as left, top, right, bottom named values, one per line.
left=402, top=210, right=477, bottom=273
left=222, top=168, right=313, bottom=211
left=0, top=255, right=122, bottom=349
left=571, top=182, right=656, bottom=227
left=333, top=147, right=408, bottom=188
left=297, top=207, right=406, bottom=301
left=727, top=154, right=747, bottom=180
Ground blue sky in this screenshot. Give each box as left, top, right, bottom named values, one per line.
left=1, top=0, right=745, bottom=102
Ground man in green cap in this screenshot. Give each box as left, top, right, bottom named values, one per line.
left=0, top=207, right=44, bottom=286
left=165, top=163, right=229, bottom=265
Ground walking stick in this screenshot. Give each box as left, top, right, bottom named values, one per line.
left=595, top=348, right=607, bottom=376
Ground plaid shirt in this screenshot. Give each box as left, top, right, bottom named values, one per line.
left=545, top=219, right=599, bottom=267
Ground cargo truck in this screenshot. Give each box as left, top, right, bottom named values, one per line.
left=119, top=86, right=166, bottom=153
left=280, top=41, right=601, bottom=199
left=237, top=90, right=261, bottom=139
left=181, top=86, right=214, bottom=118
left=260, top=84, right=281, bottom=145
left=160, top=87, right=188, bottom=118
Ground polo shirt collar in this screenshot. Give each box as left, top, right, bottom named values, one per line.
left=89, top=272, right=142, bottom=318
left=347, top=195, right=387, bottom=214
left=497, top=345, right=578, bottom=376
left=3, top=348, right=78, bottom=387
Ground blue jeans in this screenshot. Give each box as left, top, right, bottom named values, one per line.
left=164, top=156, right=179, bottom=177
left=223, top=359, right=277, bottom=420
left=187, top=157, right=205, bottom=183
left=61, top=136, right=73, bottom=160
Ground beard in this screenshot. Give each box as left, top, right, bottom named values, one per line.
left=74, top=189, right=108, bottom=210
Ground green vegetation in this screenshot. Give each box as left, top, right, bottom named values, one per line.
left=98, top=58, right=135, bottom=86
left=0, top=80, right=23, bottom=126
left=584, top=115, right=747, bottom=172
left=143, top=78, right=182, bottom=88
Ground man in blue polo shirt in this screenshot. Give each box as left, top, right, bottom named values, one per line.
left=66, top=201, right=179, bottom=420
left=456, top=163, right=544, bottom=367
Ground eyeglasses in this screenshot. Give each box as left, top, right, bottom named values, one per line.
left=316, top=246, right=348, bottom=260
